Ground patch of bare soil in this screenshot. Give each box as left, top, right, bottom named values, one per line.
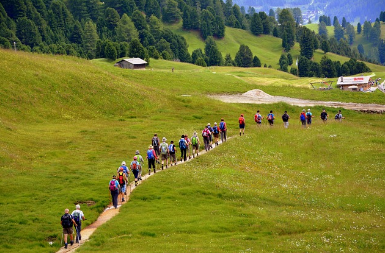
left=210, top=89, right=385, bottom=113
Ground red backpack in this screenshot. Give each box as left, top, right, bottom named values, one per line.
left=118, top=172, right=124, bottom=184
left=239, top=117, right=245, bottom=124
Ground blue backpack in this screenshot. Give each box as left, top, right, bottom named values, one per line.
left=147, top=149, right=154, bottom=159
left=300, top=114, right=306, bottom=121
left=168, top=144, right=175, bottom=153
left=73, top=212, right=81, bottom=225
left=213, top=126, right=219, bottom=134
left=219, top=121, right=225, bottom=131
left=179, top=139, right=186, bottom=149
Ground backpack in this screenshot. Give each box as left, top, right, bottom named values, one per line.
left=202, top=129, right=208, bottom=137
left=300, top=114, right=306, bottom=121
left=192, top=136, right=198, bottom=145
left=147, top=149, right=154, bottom=159
left=131, top=162, right=138, bottom=171
left=282, top=114, right=288, bottom=121
left=152, top=137, right=159, bottom=146
left=267, top=114, right=273, bottom=121
left=306, top=112, right=312, bottom=120
left=213, top=126, right=219, bottom=134
left=255, top=114, right=262, bottom=123
left=61, top=213, right=73, bottom=228
left=168, top=144, right=175, bottom=153
left=160, top=143, right=168, bottom=154
left=73, top=212, right=81, bottom=225
left=239, top=117, right=245, bottom=124
left=179, top=139, right=186, bottom=149
left=335, top=113, right=340, bottom=119
left=118, top=172, right=124, bottom=184
left=219, top=121, right=226, bottom=131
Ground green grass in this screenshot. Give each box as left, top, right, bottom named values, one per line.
left=0, top=48, right=385, bottom=252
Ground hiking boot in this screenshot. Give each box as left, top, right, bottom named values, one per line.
left=148, top=170, right=151, bottom=175
left=166, top=165, right=168, bottom=169
left=64, top=243, right=68, bottom=249
left=122, top=198, right=125, bottom=202
left=154, top=169, right=156, bottom=173
left=162, top=165, right=164, bottom=170
left=175, top=162, right=177, bottom=166
left=70, top=241, right=74, bottom=246
left=240, top=132, right=241, bottom=136
left=135, top=182, right=138, bottom=186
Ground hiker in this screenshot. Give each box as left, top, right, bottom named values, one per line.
left=159, top=137, right=169, bottom=170
left=212, top=122, right=220, bottom=146
left=191, top=131, right=200, bottom=157
left=239, top=114, right=245, bottom=135
left=109, top=175, right=119, bottom=208
left=61, top=208, right=77, bottom=249
left=130, top=156, right=140, bottom=186
left=152, top=133, right=160, bottom=158
left=320, top=109, right=328, bottom=123
left=168, top=141, right=177, bottom=166
left=219, top=118, right=227, bottom=142
left=335, top=110, right=344, bottom=121
left=254, top=110, right=263, bottom=126
left=184, top=134, right=192, bottom=159
left=300, top=109, right=307, bottom=128
left=202, top=125, right=211, bottom=151
left=71, top=204, right=85, bottom=243
left=147, top=145, right=157, bottom=174
left=117, top=161, right=129, bottom=179
left=117, top=167, right=127, bottom=202
left=207, top=123, right=214, bottom=147
left=267, top=110, right=275, bottom=126
left=306, top=109, right=313, bottom=125
left=179, top=135, right=188, bottom=162
left=282, top=111, right=290, bottom=128
left=135, top=150, right=144, bottom=180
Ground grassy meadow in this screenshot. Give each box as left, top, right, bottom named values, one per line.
left=0, top=48, right=384, bottom=252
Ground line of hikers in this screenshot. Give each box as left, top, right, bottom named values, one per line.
left=108, top=118, right=228, bottom=209
left=60, top=205, right=86, bottom=249
left=239, top=109, right=344, bottom=132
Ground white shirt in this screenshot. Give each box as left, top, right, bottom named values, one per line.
left=71, top=210, right=84, bottom=221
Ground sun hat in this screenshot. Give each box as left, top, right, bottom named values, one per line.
left=122, top=161, right=126, bottom=166
left=214, top=122, right=217, bottom=125
left=162, top=137, right=167, bottom=141
left=308, top=109, right=311, bottom=111
left=149, top=145, right=153, bottom=149
left=135, top=150, right=139, bottom=155
left=208, top=123, right=211, bottom=126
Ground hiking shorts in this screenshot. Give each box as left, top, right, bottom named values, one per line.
left=119, top=183, right=126, bottom=193
left=63, top=227, right=73, bottom=235
left=256, top=122, right=261, bottom=125
left=161, top=154, right=168, bottom=160
left=213, top=133, right=219, bottom=138
left=239, top=124, right=245, bottom=129
left=169, top=153, right=176, bottom=162
left=301, top=120, right=306, bottom=126
left=192, top=144, right=199, bottom=150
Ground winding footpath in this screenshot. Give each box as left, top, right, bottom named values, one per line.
left=56, top=140, right=227, bottom=253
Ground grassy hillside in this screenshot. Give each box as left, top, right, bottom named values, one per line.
left=0, top=49, right=385, bottom=252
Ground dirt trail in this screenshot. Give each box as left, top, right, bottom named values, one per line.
left=56, top=140, right=226, bottom=253
left=209, top=89, right=385, bottom=113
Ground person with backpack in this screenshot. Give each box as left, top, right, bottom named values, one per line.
left=117, top=161, right=129, bottom=181
left=71, top=204, right=85, bottom=243
left=239, top=114, right=245, bottom=135
left=109, top=175, right=119, bottom=208
left=202, top=126, right=211, bottom=151
left=335, top=110, right=345, bottom=122
left=282, top=111, right=290, bottom=128
left=191, top=132, right=200, bottom=157
left=212, top=122, right=220, bottom=146
left=207, top=123, right=214, bottom=148
left=306, top=109, right=313, bottom=125
left=254, top=110, right=263, bottom=126
left=168, top=141, right=177, bottom=166
left=320, top=109, right=328, bottom=123
left=117, top=167, right=127, bottom=202
left=300, top=109, right=307, bottom=128
left=219, top=118, right=227, bottom=142
left=61, top=208, right=77, bottom=249
left=184, top=134, right=192, bottom=159
left=267, top=110, right=275, bottom=126
left=179, top=135, right=188, bottom=162
left=159, top=137, right=169, bottom=170
left=130, top=156, right=140, bottom=186
left=135, top=150, right=144, bottom=180
left=147, top=145, right=157, bottom=174
left=152, top=133, right=160, bottom=159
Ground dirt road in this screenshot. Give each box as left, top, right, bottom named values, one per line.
left=209, top=89, right=385, bottom=113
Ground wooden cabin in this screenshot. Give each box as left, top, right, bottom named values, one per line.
left=336, top=76, right=373, bottom=91
left=115, top=58, right=147, bottom=70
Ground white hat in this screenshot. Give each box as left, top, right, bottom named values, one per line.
left=162, top=137, right=167, bottom=141
left=208, top=123, right=211, bottom=126
left=308, top=109, right=311, bottom=111
left=214, top=122, right=217, bottom=125
left=122, top=161, right=126, bottom=166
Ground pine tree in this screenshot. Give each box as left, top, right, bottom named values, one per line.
left=341, top=17, right=347, bottom=28
left=235, top=44, right=253, bottom=67
left=224, top=53, right=235, bottom=66
left=128, top=38, right=146, bottom=58
left=259, top=12, right=270, bottom=35
left=318, top=21, right=328, bottom=36
left=287, top=53, right=293, bottom=65
left=252, top=55, right=261, bottom=67
left=116, top=14, right=139, bottom=43
left=105, top=41, right=117, bottom=60
left=250, top=13, right=263, bottom=36
left=192, top=48, right=204, bottom=64
left=321, top=40, right=330, bottom=54
left=278, top=9, right=296, bottom=50
left=320, top=55, right=336, bottom=77
left=83, top=20, right=99, bottom=58
left=334, top=23, right=344, bottom=41
left=16, top=17, right=42, bottom=47
left=145, top=0, right=161, bottom=19
left=300, top=27, right=314, bottom=59
left=200, top=9, right=214, bottom=39
left=131, top=10, right=148, bottom=31
left=298, top=56, right=310, bottom=77
left=162, top=0, right=181, bottom=23
left=357, top=22, right=362, bottom=34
